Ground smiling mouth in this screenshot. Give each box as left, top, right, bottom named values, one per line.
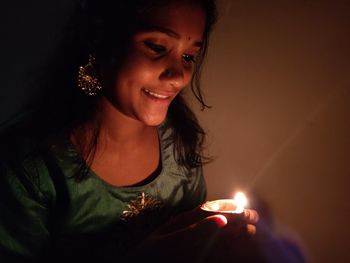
left=142, top=88, right=172, bottom=99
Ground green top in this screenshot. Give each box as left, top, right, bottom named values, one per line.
left=0, top=124, right=206, bottom=262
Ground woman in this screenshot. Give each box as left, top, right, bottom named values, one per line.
left=0, top=0, right=258, bottom=262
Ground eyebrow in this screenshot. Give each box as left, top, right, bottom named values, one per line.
left=142, top=25, right=203, bottom=48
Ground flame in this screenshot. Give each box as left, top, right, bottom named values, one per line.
left=233, top=192, right=247, bottom=213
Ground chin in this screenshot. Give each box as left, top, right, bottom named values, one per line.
left=140, top=112, right=167, bottom=127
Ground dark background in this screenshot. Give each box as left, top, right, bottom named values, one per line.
left=2, top=1, right=350, bottom=263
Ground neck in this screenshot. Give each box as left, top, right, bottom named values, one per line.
left=71, top=96, right=158, bottom=159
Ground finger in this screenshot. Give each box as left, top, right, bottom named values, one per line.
left=149, top=214, right=227, bottom=249
left=178, top=215, right=227, bottom=245
left=244, top=209, right=259, bottom=224
left=171, top=214, right=227, bottom=239
left=193, top=214, right=228, bottom=230
left=155, top=214, right=227, bottom=240
left=246, top=224, right=256, bottom=235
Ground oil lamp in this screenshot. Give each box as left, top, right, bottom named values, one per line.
left=200, top=192, right=248, bottom=216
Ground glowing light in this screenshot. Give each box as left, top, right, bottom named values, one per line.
left=232, top=192, right=247, bottom=214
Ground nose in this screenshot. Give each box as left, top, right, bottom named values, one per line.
left=159, top=57, right=188, bottom=89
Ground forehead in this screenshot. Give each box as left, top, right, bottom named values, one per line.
left=141, top=1, right=206, bottom=40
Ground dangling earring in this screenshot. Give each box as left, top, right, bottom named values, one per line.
left=77, top=54, right=102, bottom=96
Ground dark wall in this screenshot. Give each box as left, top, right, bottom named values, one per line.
left=198, top=1, right=350, bottom=263
left=1, top=1, right=76, bottom=123
left=2, top=1, right=350, bottom=263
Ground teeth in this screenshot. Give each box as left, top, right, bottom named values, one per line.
left=143, top=89, right=169, bottom=99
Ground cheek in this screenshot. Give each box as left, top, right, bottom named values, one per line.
left=184, top=69, right=194, bottom=86
left=119, top=54, right=162, bottom=85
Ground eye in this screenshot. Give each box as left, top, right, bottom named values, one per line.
left=182, top=54, right=196, bottom=64
left=144, top=41, right=166, bottom=54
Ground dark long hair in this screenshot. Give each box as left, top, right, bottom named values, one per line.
left=19, top=0, right=218, bottom=177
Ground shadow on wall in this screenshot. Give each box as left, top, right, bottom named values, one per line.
left=250, top=193, right=308, bottom=263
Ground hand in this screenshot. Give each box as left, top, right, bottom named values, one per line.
left=131, top=214, right=227, bottom=263
left=152, top=207, right=259, bottom=237
left=130, top=208, right=259, bottom=263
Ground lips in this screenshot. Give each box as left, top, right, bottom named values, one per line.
left=142, top=88, right=175, bottom=100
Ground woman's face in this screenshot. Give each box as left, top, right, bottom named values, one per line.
left=105, top=1, right=206, bottom=126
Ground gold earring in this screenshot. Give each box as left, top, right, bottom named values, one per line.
left=77, top=54, right=102, bottom=96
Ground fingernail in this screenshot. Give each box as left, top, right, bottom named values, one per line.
left=212, top=214, right=228, bottom=227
